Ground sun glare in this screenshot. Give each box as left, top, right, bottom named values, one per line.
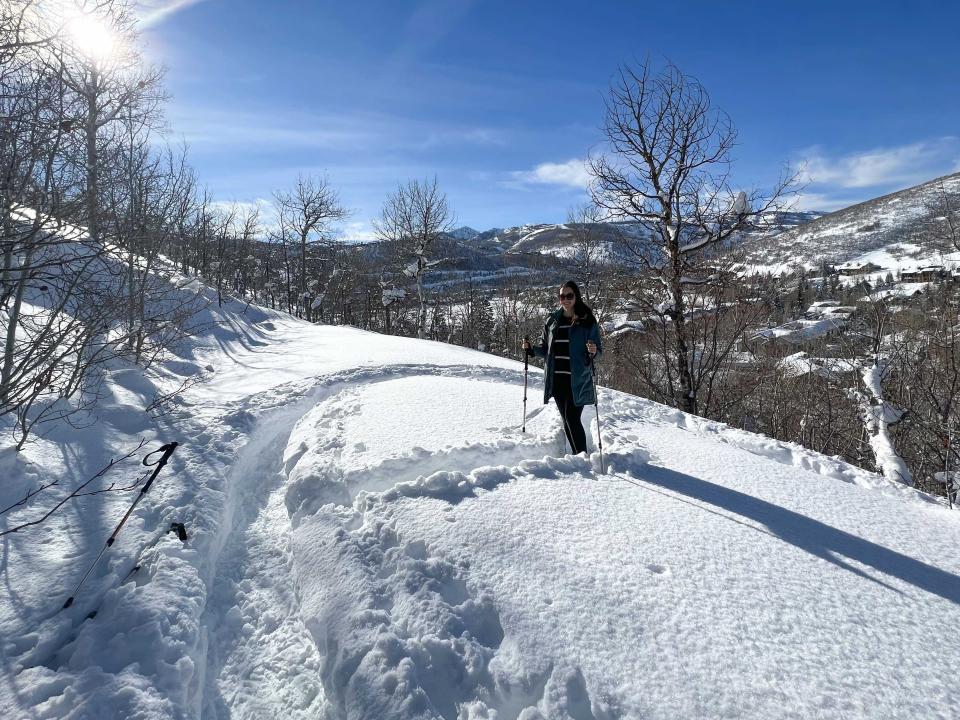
left=68, top=14, right=116, bottom=61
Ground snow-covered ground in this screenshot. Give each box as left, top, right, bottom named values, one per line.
left=3, top=292, right=960, bottom=719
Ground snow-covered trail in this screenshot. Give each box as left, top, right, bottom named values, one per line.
left=188, top=316, right=520, bottom=403
left=180, top=312, right=566, bottom=718
left=195, top=359, right=566, bottom=719
left=5, top=307, right=960, bottom=720
left=198, top=383, right=330, bottom=719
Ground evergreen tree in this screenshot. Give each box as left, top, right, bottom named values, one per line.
left=469, top=294, right=494, bottom=351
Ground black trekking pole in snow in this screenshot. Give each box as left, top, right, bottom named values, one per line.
left=81, top=521, right=188, bottom=620
left=63, top=442, right=179, bottom=610
left=586, top=352, right=605, bottom=474
left=116, top=522, right=188, bottom=585
left=522, top=336, right=530, bottom=432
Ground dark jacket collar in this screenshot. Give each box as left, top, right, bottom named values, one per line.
left=549, top=308, right=594, bottom=328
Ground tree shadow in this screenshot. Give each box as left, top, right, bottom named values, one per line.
left=626, top=462, right=960, bottom=605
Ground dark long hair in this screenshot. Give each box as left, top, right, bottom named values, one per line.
left=561, top=280, right=596, bottom=326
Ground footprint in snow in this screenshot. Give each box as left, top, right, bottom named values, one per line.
left=646, top=563, right=670, bottom=575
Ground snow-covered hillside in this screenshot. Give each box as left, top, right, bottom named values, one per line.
left=742, top=172, right=960, bottom=274
left=482, top=213, right=822, bottom=266
left=2, top=289, right=960, bottom=719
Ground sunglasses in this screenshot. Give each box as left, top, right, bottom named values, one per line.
left=558, top=292, right=575, bottom=300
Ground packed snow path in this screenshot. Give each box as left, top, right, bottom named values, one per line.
left=3, top=310, right=960, bottom=719
left=199, top=362, right=564, bottom=719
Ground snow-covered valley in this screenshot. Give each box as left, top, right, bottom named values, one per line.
left=2, top=295, right=960, bottom=719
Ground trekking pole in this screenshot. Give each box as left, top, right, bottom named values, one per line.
left=84, top=521, right=188, bottom=620
left=117, top=522, right=188, bottom=585
left=63, top=442, right=179, bottom=610
left=522, top=336, right=530, bottom=432
left=587, top=352, right=605, bottom=474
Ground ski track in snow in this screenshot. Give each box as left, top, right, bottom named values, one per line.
left=197, top=362, right=571, bottom=719
left=200, top=384, right=330, bottom=719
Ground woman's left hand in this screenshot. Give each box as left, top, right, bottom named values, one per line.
left=586, top=341, right=597, bottom=356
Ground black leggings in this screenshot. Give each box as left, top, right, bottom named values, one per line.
left=552, top=375, right=587, bottom=454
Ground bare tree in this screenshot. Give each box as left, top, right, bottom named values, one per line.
left=0, top=21, right=113, bottom=437
left=0, top=1, right=65, bottom=70
left=273, top=174, right=348, bottom=321
left=820, top=295, right=913, bottom=484
left=0, top=0, right=205, bottom=447
left=209, top=202, right=237, bottom=308
left=235, top=203, right=260, bottom=301
left=880, top=287, right=960, bottom=496
left=104, top=111, right=200, bottom=361
left=374, top=177, right=453, bottom=339
left=57, top=0, right=166, bottom=245
left=589, top=61, right=794, bottom=414
left=566, top=202, right=624, bottom=324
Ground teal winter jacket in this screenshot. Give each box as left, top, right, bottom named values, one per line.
left=530, top=309, right=603, bottom=406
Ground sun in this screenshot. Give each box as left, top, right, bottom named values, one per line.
left=67, top=13, right=117, bottom=62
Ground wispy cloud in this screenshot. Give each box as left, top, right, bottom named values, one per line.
left=416, top=127, right=508, bottom=150
left=798, top=138, right=959, bottom=189
left=509, top=158, right=591, bottom=189
left=168, top=106, right=505, bottom=155
left=172, top=112, right=368, bottom=150
left=136, top=0, right=209, bottom=28
left=392, top=0, right=478, bottom=63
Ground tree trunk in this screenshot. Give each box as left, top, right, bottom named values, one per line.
left=84, top=73, right=100, bottom=244
left=1, top=247, right=31, bottom=406
left=668, top=236, right=697, bottom=415
left=416, top=257, right=426, bottom=339
left=127, top=248, right=136, bottom=353
left=299, top=231, right=307, bottom=320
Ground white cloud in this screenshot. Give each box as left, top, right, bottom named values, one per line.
left=393, top=0, right=478, bottom=63
left=798, top=138, right=959, bottom=189
left=203, top=198, right=281, bottom=234
left=790, top=192, right=860, bottom=214
left=339, top=221, right=377, bottom=244
left=511, top=158, right=591, bottom=188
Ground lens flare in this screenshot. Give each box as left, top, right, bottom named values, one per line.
left=68, top=14, right=116, bottom=61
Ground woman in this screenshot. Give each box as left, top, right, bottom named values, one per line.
left=523, top=280, right=602, bottom=455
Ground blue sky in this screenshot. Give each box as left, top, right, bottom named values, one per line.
left=139, top=0, right=960, bottom=239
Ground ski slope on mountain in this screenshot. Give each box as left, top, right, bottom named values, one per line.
left=741, top=171, right=960, bottom=275
left=2, top=293, right=960, bottom=719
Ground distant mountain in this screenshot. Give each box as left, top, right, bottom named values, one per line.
left=403, top=172, right=960, bottom=286
left=740, top=172, right=960, bottom=273
left=468, top=213, right=823, bottom=264
left=447, top=226, right=482, bottom=241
